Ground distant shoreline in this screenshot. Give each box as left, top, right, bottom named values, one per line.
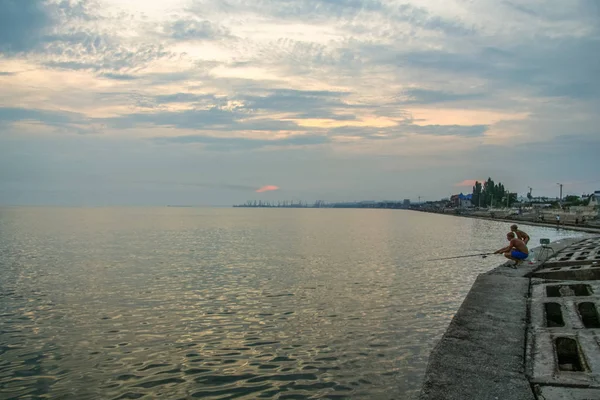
left=410, top=208, right=600, bottom=234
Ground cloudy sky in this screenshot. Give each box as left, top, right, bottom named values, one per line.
left=1, top=0, right=598, bottom=206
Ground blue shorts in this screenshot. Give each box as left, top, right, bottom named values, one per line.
left=511, top=250, right=528, bottom=260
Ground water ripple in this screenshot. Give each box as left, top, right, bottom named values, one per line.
left=0, top=207, right=591, bottom=399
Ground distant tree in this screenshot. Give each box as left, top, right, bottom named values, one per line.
left=472, top=181, right=482, bottom=207
left=564, top=195, right=583, bottom=206
left=471, top=177, right=512, bottom=208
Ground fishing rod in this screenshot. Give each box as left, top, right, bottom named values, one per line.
left=426, top=252, right=497, bottom=261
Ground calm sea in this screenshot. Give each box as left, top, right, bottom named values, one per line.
left=0, top=207, right=588, bottom=399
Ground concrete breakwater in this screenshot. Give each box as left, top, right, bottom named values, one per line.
left=419, top=236, right=600, bottom=400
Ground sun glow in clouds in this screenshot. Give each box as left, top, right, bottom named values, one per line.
left=256, top=185, right=280, bottom=193
left=455, top=179, right=482, bottom=187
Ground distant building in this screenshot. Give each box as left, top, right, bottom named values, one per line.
left=589, top=190, right=600, bottom=207
left=451, top=193, right=473, bottom=208
left=403, top=199, right=410, bottom=207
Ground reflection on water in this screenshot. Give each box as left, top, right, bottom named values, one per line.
left=0, top=207, right=588, bottom=399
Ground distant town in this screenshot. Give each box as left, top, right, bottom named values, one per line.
left=233, top=178, right=600, bottom=227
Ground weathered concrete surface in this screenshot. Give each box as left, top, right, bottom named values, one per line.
left=530, top=238, right=589, bottom=266
left=533, top=386, right=600, bottom=399
left=419, top=237, right=600, bottom=400
left=418, top=273, right=534, bottom=400
left=531, top=237, right=600, bottom=280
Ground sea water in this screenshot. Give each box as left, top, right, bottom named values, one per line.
left=0, top=207, right=588, bottom=399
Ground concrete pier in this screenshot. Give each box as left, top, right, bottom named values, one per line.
left=419, top=237, right=600, bottom=400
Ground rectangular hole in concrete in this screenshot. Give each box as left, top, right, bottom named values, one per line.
left=575, top=257, right=588, bottom=261
left=559, top=257, right=571, bottom=261
left=578, top=302, right=600, bottom=328
left=555, top=337, right=584, bottom=372
left=546, top=284, right=592, bottom=297
left=570, top=266, right=583, bottom=269
left=545, top=303, right=565, bottom=327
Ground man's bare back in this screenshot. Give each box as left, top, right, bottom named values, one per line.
left=509, top=238, right=528, bottom=254
left=495, top=232, right=529, bottom=266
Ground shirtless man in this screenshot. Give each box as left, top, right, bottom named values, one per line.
left=495, top=232, right=529, bottom=267
left=510, top=224, right=530, bottom=245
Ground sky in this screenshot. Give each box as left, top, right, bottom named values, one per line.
left=0, top=0, right=599, bottom=206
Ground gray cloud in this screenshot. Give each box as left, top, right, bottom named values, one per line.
left=96, top=87, right=373, bottom=130
left=43, top=40, right=174, bottom=74
left=502, top=1, right=538, bottom=17
left=154, top=133, right=329, bottom=151
left=239, top=88, right=361, bottom=120
left=401, top=89, right=484, bottom=104
left=410, top=124, right=489, bottom=137
left=0, top=107, right=84, bottom=127
left=503, top=0, right=600, bottom=24
left=391, top=3, right=475, bottom=36
left=205, top=0, right=384, bottom=21
left=100, top=72, right=139, bottom=81
left=1, top=0, right=599, bottom=206
left=100, top=108, right=307, bottom=132
left=154, top=93, right=219, bottom=104
left=351, top=35, right=599, bottom=103
left=200, top=0, right=472, bottom=38
left=0, top=1, right=172, bottom=75
left=327, top=122, right=489, bottom=139
left=0, top=0, right=52, bottom=53
left=166, top=18, right=232, bottom=41
left=103, top=88, right=362, bottom=124
left=0, top=0, right=98, bottom=55
left=0, top=71, right=16, bottom=76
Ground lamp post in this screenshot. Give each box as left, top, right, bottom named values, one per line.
left=557, top=183, right=563, bottom=207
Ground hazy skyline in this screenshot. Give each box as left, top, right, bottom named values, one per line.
left=1, top=0, right=599, bottom=206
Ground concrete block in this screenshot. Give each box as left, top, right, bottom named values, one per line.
left=535, top=385, right=600, bottom=400
left=419, top=274, right=534, bottom=400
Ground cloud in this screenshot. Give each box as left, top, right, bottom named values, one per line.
left=0, top=0, right=98, bottom=55
left=0, top=0, right=52, bottom=53
left=0, top=107, right=85, bottom=127
left=100, top=72, right=138, bottom=81
left=502, top=1, right=538, bottom=17
left=153, top=133, right=329, bottom=151
left=401, top=89, right=484, bottom=104
left=256, top=185, right=279, bottom=193
left=166, top=18, right=232, bottom=41
left=239, top=89, right=360, bottom=120
left=154, top=93, right=218, bottom=104
left=410, top=124, right=489, bottom=137
left=43, top=40, right=174, bottom=74
left=1, top=0, right=599, bottom=206
left=102, top=108, right=307, bottom=132
left=0, top=1, right=173, bottom=75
